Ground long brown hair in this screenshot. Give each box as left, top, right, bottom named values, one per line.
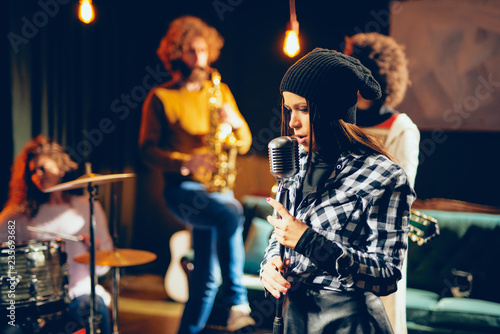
left=3, top=135, right=78, bottom=218
left=281, top=98, right=393, bottom=164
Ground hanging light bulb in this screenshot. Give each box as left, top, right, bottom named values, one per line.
left=283, top=0, right=300, bottom=58
left=284, top=21, right=300, bottom=58
left=78, top=0, right=95, bottom=24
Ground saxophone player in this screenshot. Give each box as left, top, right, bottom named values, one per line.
left=138, top=15, right=254, bottom=334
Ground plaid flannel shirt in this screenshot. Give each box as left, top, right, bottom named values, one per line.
left=261, top=145, right=415, bottom=296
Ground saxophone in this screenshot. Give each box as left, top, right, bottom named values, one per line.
left=203, top=68, right=241, bottom=193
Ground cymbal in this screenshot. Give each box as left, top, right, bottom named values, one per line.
left=43, top=173, right=135, bottom=193
left=74, top=248, right=157, bottom=267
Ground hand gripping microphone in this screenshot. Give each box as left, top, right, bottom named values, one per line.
left=268, top=136, right=299, bottom=334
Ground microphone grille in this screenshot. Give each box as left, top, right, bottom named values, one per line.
left=268, top=136, right=299, bottom=179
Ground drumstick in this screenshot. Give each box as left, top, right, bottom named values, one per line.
left=27, top=226, right=83, bottom=242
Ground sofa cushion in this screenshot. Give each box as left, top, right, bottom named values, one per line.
left=429, top=297, right=500, bottom=330
left=406, top=288, right=440, bottom=325
left=407, top=289, right=500, bottom=332
left=421, top=210, right=500, bottom=238
left=407, top=210, right=500, bottom=303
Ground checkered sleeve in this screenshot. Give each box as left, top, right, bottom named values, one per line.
left=339, top=164, right=415, bottom=296
left=261, top=229, right=280, bottom=270
left=288, top=152, right=415, bottom=296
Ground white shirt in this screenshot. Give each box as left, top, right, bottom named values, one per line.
left=365, top=113, right=420, bottom=187
left=0, top=195, right=113, bottom=304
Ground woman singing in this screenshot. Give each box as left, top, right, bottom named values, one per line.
left=260, top=48, right=415, bottom=333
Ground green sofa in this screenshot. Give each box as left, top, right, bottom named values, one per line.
left=406, top=199, right=500, bottom=333
left=239, top=196, right=500, bottom=333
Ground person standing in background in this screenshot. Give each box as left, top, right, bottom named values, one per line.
left=138, top=15, right=254, bottom=334
left=345, top=32, right=420, bottom=334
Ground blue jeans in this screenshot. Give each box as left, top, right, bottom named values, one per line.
left=164, top=181, right=248, bottom=334
left=68, top=295, right=110, bottom=334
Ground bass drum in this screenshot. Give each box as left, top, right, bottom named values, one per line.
left=0, top=239, right=70, bottom=333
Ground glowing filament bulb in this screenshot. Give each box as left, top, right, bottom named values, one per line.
left=284, top=29, right=300, bottom=58
left=78, top=0, right=95, bottom=24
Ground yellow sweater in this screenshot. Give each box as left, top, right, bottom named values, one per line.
left=139, top=80, right=252, bottom=175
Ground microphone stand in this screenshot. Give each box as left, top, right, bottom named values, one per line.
left=111, top=186, right=122, bottom=334
left=87, top=182, right=100, bottom=334
left=273, top=181, right=286, bottom=334
left=268, top=136, right=299, bottom=334
left=85, top=163, right=100, bottom=334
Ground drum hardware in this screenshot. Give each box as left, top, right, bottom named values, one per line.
left=43, top=171, right=136, bottom=193
left=111, top=191, right=120, bottom=334
left=26, top=256, right=36, bottom=268
left=74, top=249, right=157, bottom=267
left=30, top=276, right=39, bottom=299
left=74, top=248, right=157, bottom=334
left=0, top=239, right=69, bottom=333
left=27, top=226, right=83, bottom=243
left=1, top=274, right=21, bottom=287
left=43, top=164, right=136, bottom=334
left=1, top=240, right=67, bottom=306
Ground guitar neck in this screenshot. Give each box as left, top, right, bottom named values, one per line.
left=409, top=209, right=439, bottom=245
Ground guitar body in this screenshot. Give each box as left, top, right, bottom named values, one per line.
left=164, top=230, right=192, bottom=303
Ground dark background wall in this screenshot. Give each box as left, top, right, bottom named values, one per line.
left=2, top=0, right=499, bottom=211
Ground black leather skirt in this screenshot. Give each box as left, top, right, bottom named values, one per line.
left=284, top=285, right=394, bottom=334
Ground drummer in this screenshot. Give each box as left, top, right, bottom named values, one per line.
left=0, top=135, right=113, bottom=334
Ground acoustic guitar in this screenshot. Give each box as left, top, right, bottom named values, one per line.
left=409, top=209, right=439, bottom=245
left=163, top=229, right=192, bottom=303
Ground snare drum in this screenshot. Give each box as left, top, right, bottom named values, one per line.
left=0, top=239, right=68, bottom=307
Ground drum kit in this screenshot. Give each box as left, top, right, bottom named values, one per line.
left=0, top=169, right=157, bottom=334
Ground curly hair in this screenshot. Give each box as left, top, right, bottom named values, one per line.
left=157, top=15, right=224, bottom=72
left=4, top=135, right=78, bottom=218
left=344, top=32, right=409, bottom=108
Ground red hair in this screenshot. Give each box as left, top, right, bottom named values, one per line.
left=3, top=135, right=78, bottom=217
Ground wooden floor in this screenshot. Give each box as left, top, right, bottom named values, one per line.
left=118, top=297, right=182, bottom=334
left=116, top=274, right=179, bottom=333
left=116, top=274, right=271, bottom=334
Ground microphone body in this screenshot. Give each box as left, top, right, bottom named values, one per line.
left=268, top=136, right=299, bottom=219
left=268, top=136, right=299, bottom=181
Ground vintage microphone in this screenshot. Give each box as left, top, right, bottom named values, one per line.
left=268, top=136, right=299, bottom=334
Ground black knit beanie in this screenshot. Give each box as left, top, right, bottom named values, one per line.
left=280, top=48, right=382, bottom=124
